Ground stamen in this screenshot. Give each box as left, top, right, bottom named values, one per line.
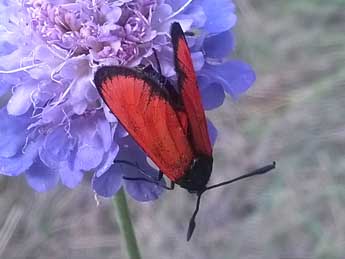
left=94, top=191, right=101, bottom=206
left=163, top=0, right=193, bottom=21
left=61, top=108, right=72, bottom=138
left=0, top=63, right=43, bottom=74
left=21, top=135, right=30, bottom=154
left=49, top=79, right=75, bottom=108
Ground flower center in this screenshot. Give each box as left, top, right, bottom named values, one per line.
left=25, top=0, right=157, bottom=64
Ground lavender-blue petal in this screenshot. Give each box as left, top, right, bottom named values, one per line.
left=199, top=79, right=225, bottom=110
left=59, top=162, right=84, bottom=189
left=104, top=6, right=122, bottom=23
left=125, top=181, right=163, bottom=202
left=203, top=30, right=234, bottom=59
left=0, top=71, right=26, bottom=98
left=0, top=108, right=28, bottom=158
left=69, top=76, right=92, bottom=115
left=0, top=41, right=17, bottom=56
left=7, top=81, right=36, bottom=116
left=0, top=138, right=41, bottom=176
left=0, top=75, right=11, bottom=97
left=25, top=160, right=59, bottom=192
left=39, top=127, right=77, bottom=169
left=191, top=51, right=204, bottom=71
left=154, top=47, right=176, bottom=77
left=92, top=164, right=123, bottom=197
left=178, top=4, right=206, bottom=28
left=103, top=105, right=118, bottom=123
left=0, top=151, right=33, bottom=176
left=203, top=61, right=256, bottom=99
left=96, top=116, right=112, bottom=151
left=72, top=116, right=104, bottom=171
left=123, top=154, right=165, bottom=202
left=202, top=0, right=237, bottom=34
left=165, top=0, right=190, bottom=11
left=75, top=144, right=104, bottom=171
left=207, top=119, right=218, bottom=146
left=94, top=143, right=119, bottom=177
left=120, top=138, right=165, bottom=202
left=115, top=123, right=128, bottom=139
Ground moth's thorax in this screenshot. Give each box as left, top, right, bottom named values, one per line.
left=176, top=155, right=213, bottom=193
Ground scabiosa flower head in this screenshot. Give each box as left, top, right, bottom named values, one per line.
left=0, top=0, right=255, bottom=201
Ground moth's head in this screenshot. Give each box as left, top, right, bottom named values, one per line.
left=177, top=155, right=213, bottom=193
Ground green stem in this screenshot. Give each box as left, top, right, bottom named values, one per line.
left=113, top=188, right=141, bottom=259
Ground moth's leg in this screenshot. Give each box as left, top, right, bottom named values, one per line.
left=158, top=171, right=163, bottom=181
left=123, top=176, right=173, bottom=191
left=114, top=159, right=153, bottom=179
left=114, top=160, right=173, bottom=190
left=166, top=181, right=175, bottom=190
left=153, top=48, right=162, bottom=74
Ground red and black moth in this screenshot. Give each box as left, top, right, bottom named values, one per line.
left=94, top=22, right=275, bottom=241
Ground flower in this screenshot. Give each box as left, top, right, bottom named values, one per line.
left=0, top=0, right=255, bottom=201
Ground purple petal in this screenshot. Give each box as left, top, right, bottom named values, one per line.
left=96, top=116, right=112, bottom=151
left=32, top=81, right=64, bottom=106
left=94, top=143, right=119, bottom=177
left=59, top=162, right=84, bottom=188
left=191, top=51, right=204, bottom=71
left=199, top=77, right=225, bottom=110
left=0, top=139, right=39, bottom=176
left=75, top=145, right=104, bottom=171
left=71, top=101, right=88, bottom=115
left=39, top=127, right=77, bottom=169
left=69, top=77, right=92, bottom=114
left=103, top=105, right=118, bottom=123
left=0, top=108, right=28, bottom=158
left=152, top=5, right=193, bottom=34
left=120, top=138, right=165, bottom=201
left=92, top=164, right=123, bottom=197
left=26, top=64, right=52, bottom=80
left=203, top=30, right=234, bottom=59
left=124, top=172, right=164, bottom=202
left=179, top=5, right=206, bottom=28
left=202, top=0, right=237, bottom=33
left=115, top=123, right=128, bottom=139
left=7, top=82, right=36, bottom=116
left=0, top=41, right=17, bottom=56
left=155, top=47, right=175, bottom=77
left=202, top=61, right=256, bottom=98
left=0, top=75, right=11, bottom=97
left=85, top=84, right=99, bottom=102
left=40, top=105, right=66, bottom=124
left=56, top=55, right=89, bottom=79
left=72, top=116, right=104, bottom=171
left=104, top=6, right=122, bottom=23
left=207, top=119, right=218, bottom=146
left=0, top=48, right=27, bottom=71
left=25, top=160, right=59, bottom=192
left=165, top=0, right=190, bottom=11
left=151, top=4, right=173, bottom=30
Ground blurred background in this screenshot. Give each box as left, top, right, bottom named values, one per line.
left=1, top=0, right=345, bottom=258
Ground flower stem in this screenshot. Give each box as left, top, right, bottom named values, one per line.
left=113, top=188, right=141, bottom=259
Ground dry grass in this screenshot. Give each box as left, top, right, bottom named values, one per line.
left=1, top=1, right=345, bottom=258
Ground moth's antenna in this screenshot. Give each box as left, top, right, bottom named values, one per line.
left=187, top=191, right=204, bottom=241
left=205, top=162, right=276, bottom=191
left=186, top=162, right=276, bottom=241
